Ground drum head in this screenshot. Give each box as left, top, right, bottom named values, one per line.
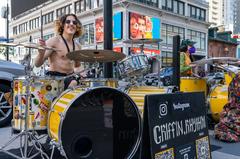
left=61, top=87, right=141, bottom=159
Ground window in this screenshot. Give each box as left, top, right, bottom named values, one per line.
left=29, top=17, right=39, bottom=30
left=42, top=12, right=54, bottom=25
left=187, top=29, right=206, bottom=51
left=13, top=26, right=18, bottom=35
left=161, top=51, right=173, bottom=67
left=56, top=4, right=71, bottom=18
left=132, top=0, right=158, bottom=8
left=162, top=0, right=184, bottom=15
left=19, top=22, right=28, bottom=34
left=82, top=23, right=94, bottom=45
left=188, top=5, right=206, bottom=21
left=161, top=23, right=185, bottom=46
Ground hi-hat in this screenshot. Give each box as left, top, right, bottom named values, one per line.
left=0, top=42, right=20, bottom=47
left=191, top=57, right=239, bottom=65
left=123, top=38, right=162, bottom=44
left=67, top=49, right=126, bottom=62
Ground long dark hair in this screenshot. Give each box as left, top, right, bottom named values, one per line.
left=55, top=14, right=83, bottom=38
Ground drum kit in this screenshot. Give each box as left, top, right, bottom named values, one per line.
left=191, top=57, right=240, bottom=122
left=0, top=38, right=164, bottom=159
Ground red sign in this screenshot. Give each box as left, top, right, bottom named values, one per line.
left=113, top=47, right=122, bottom=53
left=131, top=48, right=160, bottom=55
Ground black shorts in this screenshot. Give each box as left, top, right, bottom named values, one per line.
left=46, top=71, right=79, bottom=90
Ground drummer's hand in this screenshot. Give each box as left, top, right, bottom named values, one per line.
left=189, top=64, right=196, bottom=67
left=38, top=39, right=46, bottom=54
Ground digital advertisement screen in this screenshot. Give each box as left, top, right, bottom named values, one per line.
left=95, top=12, right=123, bottom=43
left=113, top=47, right=122, bottom=53
left=129, top=12, right=161, bottom=40
left=131, top=48, right=160, bottom=56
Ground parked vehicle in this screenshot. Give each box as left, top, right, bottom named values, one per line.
left=0, top=60, right=25, bottom=126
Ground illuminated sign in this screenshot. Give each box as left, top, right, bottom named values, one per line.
left=129, top=12, right=161, bottom=40
left=131, top=48, right=160, bottom=55
left=95, top=12, right=122, bottom=43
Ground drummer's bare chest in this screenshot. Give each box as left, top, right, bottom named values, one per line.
left=54, top=41, right=74, bottom=58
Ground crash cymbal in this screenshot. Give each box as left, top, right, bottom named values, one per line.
left=67, top=49, right=126, bottom=62
left=191, top=57, right=239, bottom=65
left=123, top=38, right=162, bottom=44
left=21, top=42, right=58, bottom=51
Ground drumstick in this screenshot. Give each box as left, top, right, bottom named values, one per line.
left=40, top=10, right=43, bottom=39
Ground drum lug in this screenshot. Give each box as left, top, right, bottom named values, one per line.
left=59, top=112, right=65, bottom=119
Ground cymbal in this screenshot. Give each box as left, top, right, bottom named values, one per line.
left=67, top=49, right=126, bottom=62
left=0, top=42, right=58, bottom=51
left=191, top=57, right=239, bottom=65
left=123, top=38, right=162, bottom=44
left=0, top=42, right=20, bottom=47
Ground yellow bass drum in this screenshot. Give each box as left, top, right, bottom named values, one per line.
left=48, top=87, right=142, bottom=159
left=209, top=84, right=228, bottom=122
left=180, top=77, right=207, bottom=96
left=127, top=86, right=170, bottom=115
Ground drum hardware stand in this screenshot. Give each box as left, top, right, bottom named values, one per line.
left=0, top=37, right=49, bottom=159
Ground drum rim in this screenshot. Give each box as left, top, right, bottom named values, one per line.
left=13, top=75, right=64, bottom=81
left=48, top=86, right=142, bottom=158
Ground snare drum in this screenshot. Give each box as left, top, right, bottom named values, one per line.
left=118, top=54, right=149, bottom=78
left=79, top=78, right=118, bottom=88
left=48, top=87, right=142, bottom=159
left=208, top=84, right=228, bottom=122
left=12, top=76, right=64, bottom=131
left=180, top=77, right=207, bottom=96
left=127, top=86, right=170, bottom=115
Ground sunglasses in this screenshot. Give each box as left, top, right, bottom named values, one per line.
left=65, top=20, right=78, bottom=25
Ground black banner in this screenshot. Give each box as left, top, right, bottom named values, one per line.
left=141, top=92, right=211, bottom=159
left=11, top=0, right=48, bottom=18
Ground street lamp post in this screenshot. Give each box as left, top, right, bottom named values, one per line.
left=6, top=1, right=9, bottom=61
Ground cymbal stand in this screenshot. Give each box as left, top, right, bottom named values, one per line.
left=0, top=36, right=49, bottom=159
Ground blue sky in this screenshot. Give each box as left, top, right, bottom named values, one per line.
left=0, top=0, right=7, bottom=37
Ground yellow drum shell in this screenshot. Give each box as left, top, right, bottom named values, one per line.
left=180, top=77, right=207, bottom=96
left=48, top=87, right=84, bottom=142
left=209, top=84, right=228, bottom=122
left=224, top=72, right=235, bottom=86
left=127, top=86, right=169, bottom=115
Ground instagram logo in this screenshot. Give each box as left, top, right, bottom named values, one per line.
left=159, top=103, right=167, bottom=118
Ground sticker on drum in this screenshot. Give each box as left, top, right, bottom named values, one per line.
left=48, top=87, right=142, bottom=159
left=12, top=76, right=64, bottom=131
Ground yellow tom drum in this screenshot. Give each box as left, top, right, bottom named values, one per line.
left=127, top=86, right=171, bottom=115
left=180, top=77, right=207, bottom=96
left=48, top=87, right=142, bottom=159
left=13, top=76, right=64, bottom=131
left=209, top=84, right=228, bottom=122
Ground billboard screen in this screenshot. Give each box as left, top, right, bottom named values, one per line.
left=95, top=12, right=122, bottom=43
left=129, top=12, right=160, bottom=39
left=11, top=0, right=48, bottom=18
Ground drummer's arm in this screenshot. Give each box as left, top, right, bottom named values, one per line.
left=74, top=42, right=81, bottom=68
left=34, top=39, right=53, bottom=67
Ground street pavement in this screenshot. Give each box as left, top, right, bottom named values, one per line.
left=0, top=125, right=240, bottom=158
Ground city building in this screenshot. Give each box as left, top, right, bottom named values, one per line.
left=207, top=0, right=224, bottom=27
left=208, top=27, right=238, bottom=58
left=10, top=0, right=209, bottom=68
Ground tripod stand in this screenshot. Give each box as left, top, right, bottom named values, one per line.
left=0, top=38, right=49, bottom=159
